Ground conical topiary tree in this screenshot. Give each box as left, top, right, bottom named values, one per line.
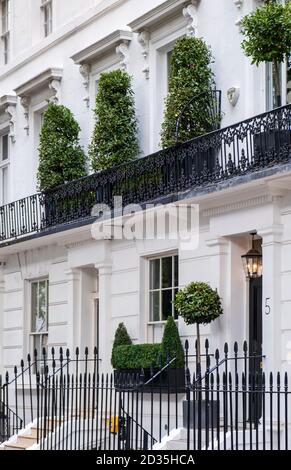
left=111, top=322, right=132, bottom=366
left=37, top=102, right=87, bottom=191
left=89, top=69, right=139, bottom=171
left=160, top=316, right=185, bottom=368
left=161, top=36, right=216, bottom=148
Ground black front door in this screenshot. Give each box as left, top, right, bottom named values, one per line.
left=249, top=276, right=263, bottom=421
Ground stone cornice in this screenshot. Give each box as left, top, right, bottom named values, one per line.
left=71, top=29, right=132, bottom=65
left=0, top=95, right=17, bottom=114
left=14, top=67, right=63, bottom=98
left=128, top=0, right=191, bottom=32
left=202, top=194, right=272, bottom=218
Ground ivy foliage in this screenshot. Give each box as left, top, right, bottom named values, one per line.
left=37, top=102, right=86, bottom=191
left=241, top=0, right=291, bottom=106
left=173, top=282, right=223, bottom=326
left=161, top=36, right=216, bottom=148
left=89, top=69, right=139, bottom=171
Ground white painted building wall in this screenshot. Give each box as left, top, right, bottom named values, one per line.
left=0, top=0, right=291, bottom=382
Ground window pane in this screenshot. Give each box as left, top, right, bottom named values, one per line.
left=150, top=259, right=160, bottom=290
left=174, top=255, right=178, bottom=287
left=31, top=283, right=38, bottom=332
left=162, top=257, right=172, bottom=288
left=2, top=166, right=8, bottom=204
left=31, top=281, right=48, bottom=333
left=150, top=291, right=160, bottom=322
left=2, top=134, right=8, bottom=160
left=162, top=289, right=172, bottom=321
left=38, top=281, right=48, bottom=332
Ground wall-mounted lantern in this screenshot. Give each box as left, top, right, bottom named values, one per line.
left=241, top=232, right=263, bottom=279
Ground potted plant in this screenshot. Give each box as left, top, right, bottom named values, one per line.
left=37, top=103, right=87, bottom=226
left=111, top=317, right=185, bottom=392
left=241, top=1, right=291, bottom=157
left=161, top=36, right=221, bottom=177
left=89, top=69, right=139, bottom=172
left=174, top=282, right=223, bottom=427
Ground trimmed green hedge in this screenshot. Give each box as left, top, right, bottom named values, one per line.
left=112, top=344, right=161, bottom=370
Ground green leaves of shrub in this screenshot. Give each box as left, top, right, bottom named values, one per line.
left=89, top=70, right=139, bottom=171
left=241, top=1, right=291, bottom=66
left=37, top=102, right=86, bottom=191
left=160, top=316, right=184, bottom=368
left=111, top=344, right=161, bottom=370
left=174, top=282, right=223, bottom=326
left=161, top=36, right=216, bottom=148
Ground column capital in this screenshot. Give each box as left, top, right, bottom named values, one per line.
left=205, top=237, right=229, bottom=252
left=258, top=225, right=284, bottom=245
left=95, top=263, right=112, bottom=276
left=65, top=268, right=81, bottom=281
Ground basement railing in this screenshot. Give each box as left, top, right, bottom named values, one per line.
left=0, top=104, right=290, bottom=245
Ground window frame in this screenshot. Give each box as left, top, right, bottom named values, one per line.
left=148, top=253, right=179, bottom=324
left=1, top=0, right=10, bottom=64
left=41, top=0, right=53, bottom=38
left=0, top=132, right=10, bottom=205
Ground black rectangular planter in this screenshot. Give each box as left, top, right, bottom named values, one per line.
left=114, top=368, right=185, bottom=393
left=183, top=400, right=219, bottom=429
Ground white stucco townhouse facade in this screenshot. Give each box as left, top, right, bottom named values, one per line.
left=0, top=0, right=290, bottom=382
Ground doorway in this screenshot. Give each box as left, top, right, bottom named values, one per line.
left=249, top=276, right=263, bottom=422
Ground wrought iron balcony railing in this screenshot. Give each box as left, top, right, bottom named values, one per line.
left=0, top=104, right=291, bottom=246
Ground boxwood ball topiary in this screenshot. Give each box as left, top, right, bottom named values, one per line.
left=174, top=282, right=223, bottom=326
left=174, top=282, right=223, bottom=366
left=241, top=1, right=291, bottom=107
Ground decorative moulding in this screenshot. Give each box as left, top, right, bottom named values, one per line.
left=227, top=86, right=240, bottom=106
left=71, top=29, right=133, bottom=66
left=183, top=0, right=200, bottom=37
left=0, top=95, right=17, bottom=143
left=138, top=30, right=150, bottom=79
left=79, top=64, right=91, bottom=108
left=234, top=0, right=243, bottom=9
left=14, top=67, right=63, bottom=102
left=20, top=96, right=31, bottom=135
left=128, top=0, right=190, bottom=33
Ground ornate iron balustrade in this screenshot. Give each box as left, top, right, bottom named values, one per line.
left=175, top=89, right=222, bottom=144
left=0, top=104, right=290, bottom=245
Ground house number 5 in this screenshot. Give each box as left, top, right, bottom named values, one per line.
left=265, top=298, right=271, bottom=315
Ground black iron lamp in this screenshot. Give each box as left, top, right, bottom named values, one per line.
left=241, top=232, right=262, bottom=279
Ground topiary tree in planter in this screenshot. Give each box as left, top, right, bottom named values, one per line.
left=89, top=69, right=139, bottom=171
left=160, top=316, right=185, bottom=368
left=37, top=102, right=87, bottom=191
left=111, top=322, right=132, bottom=367
left=161, top=36, right=216, bottom=148
left=241, top=0, right=291, bottom=108
left=174, top=282, right=223, bottom=369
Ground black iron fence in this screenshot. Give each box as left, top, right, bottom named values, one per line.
left=0, top=341, right=290, bottom=451
left=0, top=105, right=290, bottom=245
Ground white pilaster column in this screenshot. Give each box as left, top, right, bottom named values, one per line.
left=65, top=269, right=81, bottom=353
left=95, top=263, right=112, bottom=373
left=258, top=225, right=283, bottom=374
left=0, top=264, right=5, bottom=373
left=205, top=238, right=230, bottom=352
